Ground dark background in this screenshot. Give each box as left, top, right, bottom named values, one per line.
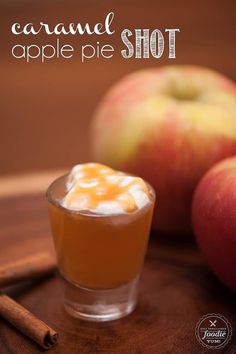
left=1, top=0, right=236, bottom=175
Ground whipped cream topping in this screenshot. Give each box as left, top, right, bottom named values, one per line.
left=63, top=163, right=151, bottom=214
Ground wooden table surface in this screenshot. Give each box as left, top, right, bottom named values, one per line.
left=0, top=192, right=235, bottom=354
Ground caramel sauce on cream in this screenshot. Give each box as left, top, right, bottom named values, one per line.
left=63, top=163, right=150, bottom=213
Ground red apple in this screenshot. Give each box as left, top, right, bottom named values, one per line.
left=192, top=156, right=236, bottom=292
left=91, top=65, right=236, bottom=235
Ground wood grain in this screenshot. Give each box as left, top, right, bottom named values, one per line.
left=0, top=193, right=235, bottom=353
left=0, top=170, right=65, bottom=198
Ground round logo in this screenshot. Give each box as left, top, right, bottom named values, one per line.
left=195, top=314, right=232, bottom=349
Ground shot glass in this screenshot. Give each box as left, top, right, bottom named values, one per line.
left=46, top=174, right=155, bottom=321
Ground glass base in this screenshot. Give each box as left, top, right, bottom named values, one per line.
left=63, top=275, right=139, bottom=322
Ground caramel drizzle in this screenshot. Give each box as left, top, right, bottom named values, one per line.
left=66, top=164, right=149, bottom=212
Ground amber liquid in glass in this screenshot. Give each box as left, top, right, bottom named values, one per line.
left=47, top=169, right=155, bottom=321
left=48, top=202, right=154, bottom=290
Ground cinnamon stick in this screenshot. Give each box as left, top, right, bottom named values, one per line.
left=0, top=253, right=56, bottom=288
left=0, top=293, right=58, bottom=349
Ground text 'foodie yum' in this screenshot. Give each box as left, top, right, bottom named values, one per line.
left=11, top=12, right=180, bottom=63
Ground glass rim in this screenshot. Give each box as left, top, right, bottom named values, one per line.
left=46, top=173, right=156, bottom=218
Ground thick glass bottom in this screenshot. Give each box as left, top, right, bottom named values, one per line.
left=63, top=274, right=139, bottom=322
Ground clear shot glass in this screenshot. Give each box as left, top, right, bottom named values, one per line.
left=46, top=174, right=155, bottom=322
